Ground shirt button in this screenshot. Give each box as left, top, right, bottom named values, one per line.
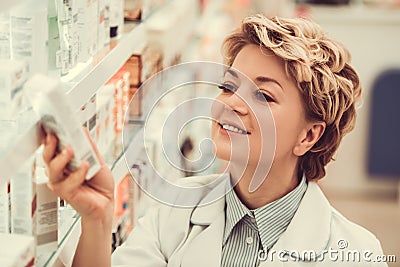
left=246, top=236, right=253, bottom=245
left=250, top=217, right=256, bottom=223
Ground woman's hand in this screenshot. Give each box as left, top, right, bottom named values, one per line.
left=43, top=129, right=114, bottom=267
left=42, top=130, right=115, bottom=222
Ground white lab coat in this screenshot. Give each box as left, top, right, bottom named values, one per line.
left=112, top=174, right=387, bottom=267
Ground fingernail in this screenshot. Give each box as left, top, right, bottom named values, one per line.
left=62, top=148, right=68, bottom=155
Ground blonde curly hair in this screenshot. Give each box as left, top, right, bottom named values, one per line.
left=222, top=15, right=362, bottom=180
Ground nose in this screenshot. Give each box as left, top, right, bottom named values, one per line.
left=223, top=91, right=249, bottom=115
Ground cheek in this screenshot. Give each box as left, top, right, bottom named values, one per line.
left=273, top=110, right=304, bottom=155
left=211, top=95, right=224, bottom=120
left=247, top=108, right=276, bottom=164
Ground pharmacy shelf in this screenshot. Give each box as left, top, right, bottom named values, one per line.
left=66, top=22, right=146, bottom=113
left=0, top=22, right=146, bottom=185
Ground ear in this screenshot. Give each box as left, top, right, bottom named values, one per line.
left=293, top=121, right=326, bottom=156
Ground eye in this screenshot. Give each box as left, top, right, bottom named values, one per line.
left=255, top=90, right=274, bottom=102
left=217, top=83, right=236, bottom=93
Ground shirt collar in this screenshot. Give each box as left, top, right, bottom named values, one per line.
left=223, top=184, right=254, bottom=244
left=223, top=176, right=308, bottom=250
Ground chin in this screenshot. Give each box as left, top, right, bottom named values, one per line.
left=211, top=137, right=232, bottom=161
left=214, top=148, right=231, bottom=161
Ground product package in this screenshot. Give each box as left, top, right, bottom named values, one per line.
left=76, top=0, right=99, bottom=62
left=10, top=153, right=58, bottom=258
left=0, top=181, right=10, bottom=234
left=110, top=0, right=124, bottom=38
left=96, top=84, right=115, bottom=156
left=0, top=233, right=34, bottom=267
left=79, top=94, right=97, bottom=140
left=0, top=13, right=10, bottom=60
left=24, top=74, right=101, bottom=179
left=98, top=0, right=111, bottom=49
left=87, top=95, right=97, bottom=139
left=123, top=48, right=162, bottom=118
left=48, top=0, right=61, bottom=77
left=124, top=0, right=166, bottom=21
left=112, top=174, right=135, bottom=251
left=10, top=0, right=48, bottom=76
left=124, top=0, right=142, bottom=21
left=0, top=59, right=28, bottom=119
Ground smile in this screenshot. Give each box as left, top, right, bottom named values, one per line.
left=218, top=122, right=250, bottom=135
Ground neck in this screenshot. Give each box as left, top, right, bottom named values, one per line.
left=229, top=160, right=300, bottom=210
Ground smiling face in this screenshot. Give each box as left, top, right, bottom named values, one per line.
left=211, top=44, right=312, bottom=180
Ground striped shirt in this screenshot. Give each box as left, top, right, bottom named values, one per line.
left=221, top=176, right=307, bottom=267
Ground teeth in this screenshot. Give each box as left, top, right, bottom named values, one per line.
left=222, top=124, right=248, bottom=134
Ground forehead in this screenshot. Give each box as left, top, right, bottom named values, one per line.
left=230, top=44, right=291, bottom=85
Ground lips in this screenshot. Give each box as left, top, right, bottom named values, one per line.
left=218, top=121, right=250, bottom=135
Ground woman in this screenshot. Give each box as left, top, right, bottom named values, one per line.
left=43, top=15, right=387, bottom=266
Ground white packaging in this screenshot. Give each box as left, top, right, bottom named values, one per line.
left=0, top=233, right=34, bottom=267
left=0, top=181, right=10, bottom=234
left=56, top=0, right=71, bottom=76
left=70, top=1, right=79, bottom=69
left=33, top=149, right=58, bottom=256
left=48, top=0, right=61, bottom=78
left=110, top=0, right=124, bottom=38
left=98, top=0, right=106, bottom=49
left=96, top=84, right=115, bottom=155
left=76, top=0, right=90, bottom=62
left=77, top=0, right=99, bottom=62
left=10, top=0, right=48, bottom=76
left=0, top=59, right=28, bottom=119
left=90, top=0, right=99, bottom=55
left=24, top=74, right=101, bottom=179
left=103, top=0, right=111, bottom=45
left=0, top=13, right=11, bottom=60
left=10, top=151, right=58, bottom=257
left=10, top=156, right=35, bottom=236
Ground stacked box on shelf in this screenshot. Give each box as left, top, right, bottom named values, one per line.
left=96, top=84, right=116, bottom=159
left=124, top=46, right=163, bottom=119
left=106, top=66, right=130, bottom=134
left=0, top=181, right=10, bottom=234
left=0, top=59, right=28, bottom=119
left=79, top=95, right=97, bottom=140
left=124, top=0, right=167, bottom=21
left=112, top=173, right=136, bottom=251
left=10, top=151, right=58, bottom=263
left=146, top=0, right=199, bottom=67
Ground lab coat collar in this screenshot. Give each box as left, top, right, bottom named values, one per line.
left=185, top=180, right=332, bottom=265
left=189, top=174, right=230, bottom=225
left=263, top=182, right=332, bottom=263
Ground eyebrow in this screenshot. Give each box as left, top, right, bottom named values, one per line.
left=225, top=68, right=239, bottom=78
left=225, top=68, right=284, bottom=92
left=255, top=76, right=284, bottom=92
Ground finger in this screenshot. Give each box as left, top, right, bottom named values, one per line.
left=83, top=127, right=106, bottom=166
left=48, top=146, right=74, bottom=183
left=43, top=134, right=58, bottom=164
left=39, top=124, right=47, bottom=145
left=48, top=161, right=89, bottom=200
